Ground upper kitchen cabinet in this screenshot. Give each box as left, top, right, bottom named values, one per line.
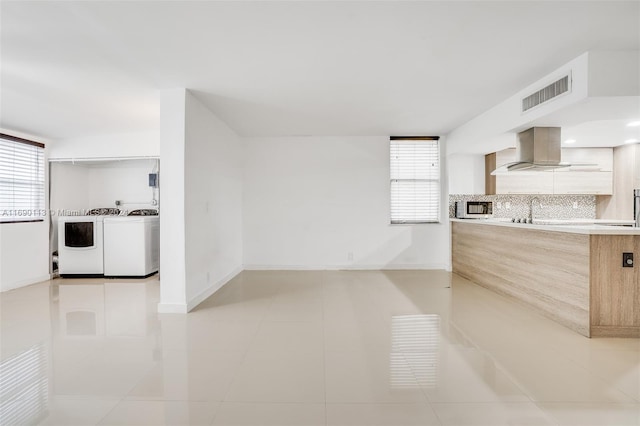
left=492, top=149, right=553, bottom=194
left=487, top=147, right=613, bottom=195
left=552, top=171, right=613, bottom=195
left=496, top=170, right=555, bottom=194
left=552, top=148, right=613, bottom=195
left=561, top=148, right=613, bottom=171
left=597, top=143, right=640, bottom=220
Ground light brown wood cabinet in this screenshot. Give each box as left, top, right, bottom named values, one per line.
left=452, top=221, right=640, bottom=337
left=552, top=171, right=613, bottom=194
left=486, top=147, right=613, bottom=195
left=597, top=144, right=640, bottom=219
left=496, top=170, right=554, bottom=194
left=561, top=148, right=613, bottom=171
left=485, top=153, right=496, bottom=195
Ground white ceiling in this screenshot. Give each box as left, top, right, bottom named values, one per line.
left=562, top=119, right=640, bottom=148
left=2, top=1, right=639, bottom=142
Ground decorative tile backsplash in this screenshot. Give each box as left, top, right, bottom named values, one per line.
left=449, top=194, right=596, bottom=220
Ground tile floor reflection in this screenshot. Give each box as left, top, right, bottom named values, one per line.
left=0, top=271, right=639, bottom=425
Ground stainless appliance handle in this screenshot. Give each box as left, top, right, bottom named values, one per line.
left=634, top=189, right=640, bottom=228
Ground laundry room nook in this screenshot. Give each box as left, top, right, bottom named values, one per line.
left=49, top=158, right=160, bottom=278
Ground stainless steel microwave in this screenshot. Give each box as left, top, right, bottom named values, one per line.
left=455, top=201, right=493, bottom=219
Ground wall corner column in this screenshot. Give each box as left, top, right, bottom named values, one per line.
left=158, top=89, right=188, bottom=313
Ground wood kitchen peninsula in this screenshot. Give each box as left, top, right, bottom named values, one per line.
left=451, top=219, right=640, bottom=337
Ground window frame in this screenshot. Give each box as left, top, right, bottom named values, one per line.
left=0, top=133, right=46, bottom=224
left=389, top=136, right=441, bottom=225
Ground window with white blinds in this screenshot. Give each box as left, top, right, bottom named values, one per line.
left=0, top=134, right=46, bottom=223
left=390, top=137, right=440, bottom=224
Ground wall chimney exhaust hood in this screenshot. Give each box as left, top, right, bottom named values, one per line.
left=491, top=127, right=572, bottom=174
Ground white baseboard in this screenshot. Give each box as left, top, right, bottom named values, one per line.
left=157, top=303, right=189, bottom=314
left=243, top=264, right=448, bottom=271
left=0, top=274, right=52, bottom=292
left=157, top=263, right=449, bottom=313
left=186, top=265, right=243, bottom=312
left=243, top=264, right=326, bottom=271
left=380, top=264, right=449, bottom=271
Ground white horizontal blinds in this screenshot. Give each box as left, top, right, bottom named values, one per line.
left=0, top=134, right=46, bottom=223
left=390, top=137, right=440, bottom=224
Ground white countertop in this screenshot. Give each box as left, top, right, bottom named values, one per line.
left=450, top=218, right=640, bottom=235
left=532, top=218, right=635, bottom=226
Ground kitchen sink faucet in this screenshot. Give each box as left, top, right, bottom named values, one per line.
left=530, top=197, right=542, bottom=223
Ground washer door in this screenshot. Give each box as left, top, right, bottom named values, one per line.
left=64, top=221, right=95, bottom=248
left=58, top=217, right=104, bottom=274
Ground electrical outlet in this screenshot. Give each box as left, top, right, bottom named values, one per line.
left=347, top=252, right=354, bottom=261
left=623, top=253, right=634, bottom=268
left=505, top=202, right=511, bottom=210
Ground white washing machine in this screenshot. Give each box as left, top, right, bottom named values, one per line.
left=103, top=216, right=159, bottom=277
left=58, top=215, right=108, bottom=276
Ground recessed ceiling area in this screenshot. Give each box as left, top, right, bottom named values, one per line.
left=519, top=96, right=640, bottom=148
left=561, top=119, right=640, bottom=148
left=1, top=1, right=639, bottom=141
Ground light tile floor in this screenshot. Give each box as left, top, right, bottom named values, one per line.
left=0, top=270, right=638, bottom=426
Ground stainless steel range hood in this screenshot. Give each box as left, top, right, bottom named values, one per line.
left=491, top=127, right=571, bottom=174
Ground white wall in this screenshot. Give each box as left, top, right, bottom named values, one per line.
left=636, top=144, right=640, bottom=190
left=0, top=222, right=50, bottom=292
left=86, top=160, right=159, bottom=210
left=0, top=130, right=50, bottom=292
left=184, top=91, right=244, bottom=306
left=50, top=164, right=91, bottom=212
left=158, top=89, right=244, bottom=313
left=587, top=51, right=639, bottom=96
left=447, top=154, right=486, bottom=195
left=243, top=136, right=450, bottom=270
left=48, top=130, right=159, bottom=160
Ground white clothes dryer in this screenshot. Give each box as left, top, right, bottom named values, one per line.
left=57, top=215, right=108, bottom=276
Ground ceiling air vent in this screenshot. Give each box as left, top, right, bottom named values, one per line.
left=522, top=74, right=570, bottom=112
